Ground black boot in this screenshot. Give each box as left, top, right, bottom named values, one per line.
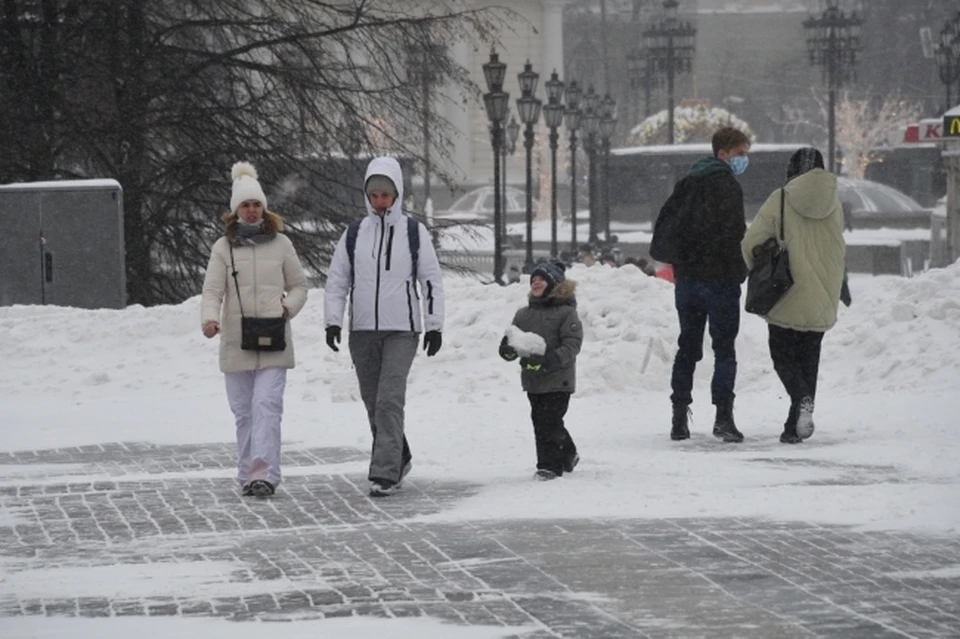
left=713, top=398, right=744, bottom=443
left=780, top=401, right=802, bottom=444
left=670, top=403, right=690, bottom=440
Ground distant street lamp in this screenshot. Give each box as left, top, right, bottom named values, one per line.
left=482, top=51, right=509, bottom=284
left=543, top=71, right=566, bottom=258
left=516, top=61, right=542, bottom=271
left=626, top=47, right=659, bottom=120
left=580, top=86, right=601, bottom=243
left=644, top=0, right=696, bottom=145
left=502, top=114, right=520, bottom=252
left=599, top=95, right=617, bottom=241
left=935, top=11, right=960, bottom=112
left=803, top=0, right=863, bottom=173
left=564, top=81, right=583, bottom=254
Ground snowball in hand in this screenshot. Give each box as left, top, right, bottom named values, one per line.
left=505, top=325, right=547, bottom=357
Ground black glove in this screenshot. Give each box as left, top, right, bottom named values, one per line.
left=423, top=330, right=442, bottom=357
left=520, top=351, right=560, bottom=372
left=519, top=354, right=546, bottom=372
left=498, top=336, right=518, bottom=361
left=325, top=326, right=341, bottom=352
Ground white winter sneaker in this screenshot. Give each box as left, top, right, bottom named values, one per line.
left=797, top=396, right=815, bottom=440
left=369, top=480, right=400, bottom=497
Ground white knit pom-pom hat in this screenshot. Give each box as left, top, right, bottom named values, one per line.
left=230, top=161, right=268, bottom=213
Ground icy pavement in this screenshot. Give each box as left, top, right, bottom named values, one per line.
left=2, top=443, right=959, bottom=638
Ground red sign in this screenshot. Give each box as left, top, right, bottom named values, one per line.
left=902, top=119, right=943, bottom=144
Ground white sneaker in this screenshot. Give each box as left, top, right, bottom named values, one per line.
left=369, top=480, right=400, bottom=497
left=533, top=469, right=559, bottom=481
left=797, top=396, right=815, bottom=440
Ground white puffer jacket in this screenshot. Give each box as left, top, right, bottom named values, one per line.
left=201, top=227, right=308, bottom=373
left=324, top=156, right=445, bottom=333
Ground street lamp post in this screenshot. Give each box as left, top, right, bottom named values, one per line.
left=934, top=12, right=960, bottom=113
left=516, top=61, right=542, bottom=271
left=599, top=95, right=617, bottom=241
left=482, top=51, right=509, bottom=284
left=643, top=0, right=696, bottom=145
left=626, top=47, right=658, bottom=120
left=580, top=86, right=600, bottom=243
left=543, top=71, right=566, bottom=259
left=502, top=115, right=520, bottom=254
left=564, top=81, right=583, bottom=254
left=803, top=0, right=863, bottom=174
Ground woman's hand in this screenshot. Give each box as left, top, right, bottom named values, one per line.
left=202, top=321, right=220, bottom=338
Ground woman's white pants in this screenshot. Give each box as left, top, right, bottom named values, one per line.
left=224, top=367, right=287, bottom=487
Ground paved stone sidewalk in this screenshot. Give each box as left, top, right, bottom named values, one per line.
left=1, top=443, right=959, bottom=638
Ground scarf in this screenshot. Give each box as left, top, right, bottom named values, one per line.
left=231, top=219, right=276, bottom=246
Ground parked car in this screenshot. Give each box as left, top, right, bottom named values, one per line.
left=436, top=185, right=562, bottom=225
left=837, top=177, right=930, bottom=229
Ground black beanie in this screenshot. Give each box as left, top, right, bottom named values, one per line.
left=786, top=147, right=825, bottom=181
left=530, top=260, right=566, bottom=294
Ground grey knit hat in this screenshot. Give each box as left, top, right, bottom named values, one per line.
left=365, top=174, right=398, bottom=198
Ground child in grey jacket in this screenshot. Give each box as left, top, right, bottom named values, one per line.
left=499, top=261, right=583, bottom=480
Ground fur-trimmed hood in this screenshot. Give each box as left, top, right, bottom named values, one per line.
left=529, top=279, right=577, bottom=306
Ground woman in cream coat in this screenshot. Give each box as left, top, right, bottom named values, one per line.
left=201, top=162, right=308, bottom=496
left=742, top=147, right=845, bottom=445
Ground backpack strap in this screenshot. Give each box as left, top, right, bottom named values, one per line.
left=347, top=215, right=421, bottom=283
left=346, top=219, right=362, bottom=282
left=407, top=216, right=420, bottom=282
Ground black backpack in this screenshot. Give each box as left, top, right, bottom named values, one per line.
left=346, top=215, right=421, bottom=282
left=649, top=176, right=704, bottom=265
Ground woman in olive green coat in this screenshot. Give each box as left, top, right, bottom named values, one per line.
left=742, top=148, right=845, bottom=444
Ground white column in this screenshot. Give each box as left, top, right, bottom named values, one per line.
left=541, top=0, right=568, bottom=201
left=443, top=37, right=472, bottom=183
left=541, top=0, right=565, bottom=77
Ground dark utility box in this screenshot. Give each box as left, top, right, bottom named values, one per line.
left=0, top=179, right=125, bottom=309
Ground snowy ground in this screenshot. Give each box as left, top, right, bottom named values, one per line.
left=1, top=261, right=959, bottom=637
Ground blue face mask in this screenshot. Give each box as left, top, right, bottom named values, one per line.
left=728, top=155, right=749, bottom=175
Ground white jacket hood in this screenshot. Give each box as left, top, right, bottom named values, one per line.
left=364, top=156, right=405, bottom=220
left=323, top=156, right=445, bottom=334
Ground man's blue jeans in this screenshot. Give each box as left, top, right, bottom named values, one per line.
left=670, top=278, right=741, bottom=406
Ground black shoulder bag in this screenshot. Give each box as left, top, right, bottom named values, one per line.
left=745, top=188, right=794, bottom=316
left=229, top=245, right=286, bottom=351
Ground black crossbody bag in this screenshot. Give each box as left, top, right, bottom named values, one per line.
left=229, top=245, right=286, bottom=352
left=745, top=188, right=794, bottom=316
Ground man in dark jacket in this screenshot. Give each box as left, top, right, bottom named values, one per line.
left=665, top=127, right=750, bottom=443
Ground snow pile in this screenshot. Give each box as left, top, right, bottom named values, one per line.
left=628, top=105, right=754, bottom=145
left=827, top=265, right=960, bottom=392
left=2, top=262, right=959, bottom=403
